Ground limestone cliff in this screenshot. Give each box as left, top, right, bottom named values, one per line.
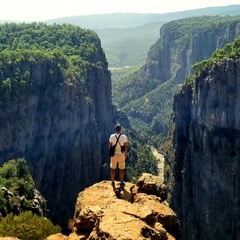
left=0, top=56, right=114, bottom=229
left=146, top=16, right=240, bottom=84
left=166, top=57, right=240, bottom=239
left=121, top=15, right=240, bottom=135
left=46, top=173, right=181, bottom=240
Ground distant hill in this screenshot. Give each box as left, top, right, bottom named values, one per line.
left=43, top=5, right=240, bottom=67
left=45, top=5, right=240, bottom=29
left=95, top=21, right=165, bottom=67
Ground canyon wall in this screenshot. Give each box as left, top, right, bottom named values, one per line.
left=0, top=56, right=114, bottom=229
left=167, top=59, right=240, bottom=239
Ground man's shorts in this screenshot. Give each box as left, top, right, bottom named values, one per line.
left=110, top=154, right=125, bottom=170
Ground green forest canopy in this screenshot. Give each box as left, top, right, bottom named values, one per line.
left=0, top=22, right=105, bottom=80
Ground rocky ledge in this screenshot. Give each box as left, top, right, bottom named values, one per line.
left=46, top=173, right=181, bottom=240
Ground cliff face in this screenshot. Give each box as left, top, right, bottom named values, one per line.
left=0, top=56, right=114, bottom=228
left=122, top=16, right=240, bottom=135
left=167, top=59, right=240, bottom=239
left=146, top=17, right=240, bottom=84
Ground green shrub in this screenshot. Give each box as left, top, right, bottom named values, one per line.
left=0, top=211, right=61, bottom=240
left=0, top=158, right=47, bottom=216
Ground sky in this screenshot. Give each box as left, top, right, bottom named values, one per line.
left=1, top=0, right=240, bottom=22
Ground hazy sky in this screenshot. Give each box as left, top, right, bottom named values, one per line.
left=1, top=0, right=240, bottom=21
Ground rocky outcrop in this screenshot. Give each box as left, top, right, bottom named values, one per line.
left=0, top=186, right=46, bottom=216
left=166, top=59, right=240, bottom=239
left=0, top=55, right=114, bottom=229
left=46, top=173, right=181, bottom=240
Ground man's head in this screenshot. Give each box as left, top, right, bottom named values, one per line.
left=115, top=123, right=122, bottom=132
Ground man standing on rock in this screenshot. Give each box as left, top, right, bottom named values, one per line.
left=109, top=123, right=128, bottom=187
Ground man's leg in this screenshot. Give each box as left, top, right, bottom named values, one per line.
left=110, top=168, right=116, bottom=182
left=110, top=157, right=117, bottom=185
left=119, top=169, right=124, bottom=183
left=119, top=157, right=126, bottom=185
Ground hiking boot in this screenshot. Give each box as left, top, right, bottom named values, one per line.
left=120, top=181, right=125, bottom=188
left=111, top=181, right=115, bottom=187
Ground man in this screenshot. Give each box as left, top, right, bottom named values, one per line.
left=109, top=123, right=128, bottom=187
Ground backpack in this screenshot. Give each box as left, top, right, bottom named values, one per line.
left=109, top=134, right=121, bottom=157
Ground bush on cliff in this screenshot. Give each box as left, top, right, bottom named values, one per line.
left=0, top=22, right=102, bottom=81
left=192, top=36, right=240, bottom=80
left=0, top=158, right=47, bottom=217
left=0, top=211, right=61, bottom=240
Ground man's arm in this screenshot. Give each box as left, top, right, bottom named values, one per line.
left=124, top=142, right=128, bottom=159
left=109, top=135, right=113, bottom=148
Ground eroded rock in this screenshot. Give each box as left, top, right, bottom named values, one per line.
left=71, top=174, right=181, bottom=239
